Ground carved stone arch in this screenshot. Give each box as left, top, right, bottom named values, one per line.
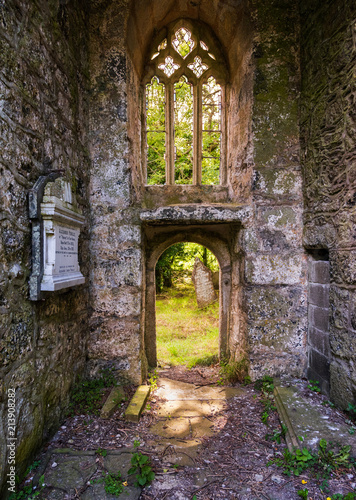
left=144, top=225, right=233, bottom=368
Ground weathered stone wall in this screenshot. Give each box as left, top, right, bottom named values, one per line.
left=88, top=0, right=146, bottom=384
left=300, top=0, right=356, bottom=408
left=307, top=255, right=330, bottom=394
left=0, top=0, right=90, bottom=495
left=88, top=0, right=308, bottom=384
left=244, top=0, right=307, bottom=378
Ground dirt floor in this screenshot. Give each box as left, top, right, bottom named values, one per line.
left=32, top=367, right=355, bottom=499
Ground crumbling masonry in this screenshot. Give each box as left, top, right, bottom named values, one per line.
left=0, top=0, right=355, bottom=495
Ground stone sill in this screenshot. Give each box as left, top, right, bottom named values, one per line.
left=140, top=204, right=252, bottom=226
left=143, top=184, right=230, bottom=208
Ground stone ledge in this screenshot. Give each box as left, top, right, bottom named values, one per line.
left=140, top=204, right=252, bottom=225
left=125, top=385, right=151, bottom=422
left=101, top=385, right=125, bottom=419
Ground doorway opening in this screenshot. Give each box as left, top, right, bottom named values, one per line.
left=155, top=242, right=220, bottom=369
left=143, top=223, right=236, bottom=373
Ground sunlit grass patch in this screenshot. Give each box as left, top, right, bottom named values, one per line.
left=156, top=284, right=219, bottom=367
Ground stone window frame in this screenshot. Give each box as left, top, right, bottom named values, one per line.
left=142, top=19, right=228, bottom=186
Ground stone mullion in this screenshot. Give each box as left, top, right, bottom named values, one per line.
left=165, top=82, right=175, bottom=185
left=193, top=83, right=202, bottom=185
left=220, top=85, right=227, bottom=186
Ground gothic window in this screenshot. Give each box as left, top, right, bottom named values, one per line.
left=143, top=21, right=227, bottom=186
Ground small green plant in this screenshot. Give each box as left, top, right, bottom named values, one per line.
left=268, top=438, right=354, bottom=491
left=219, top=357, right=248, bottom=384
left=297, top=488, right=309, bottom=500
left=93, top=471, right=124, bottom=496
left=95, top=447, right=107, bottom=457
left=347, top=403, right=356, bottom=421
left=148, top=370, right=158, bottom=391
left=266, top=425, right=287, bottom=444
left=243, top=375, right=252, bottom=385
left=25, top=461, right=41, bottom=475
left=9, top=475, right=45, bottom=500
left=255, top=375, right=276, bottom=425
left=322, top=400, right=335, bottom=408
left=331, top=493, right=356, bottom=499
left=128, top=441, right=155, bottom=487
left=307, top=379, right=321, bottom=393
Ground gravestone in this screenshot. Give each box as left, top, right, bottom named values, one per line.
left=191, top=257, right=217, bottom=308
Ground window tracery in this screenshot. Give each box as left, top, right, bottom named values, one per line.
left=143, top=20, right=227, bottom=186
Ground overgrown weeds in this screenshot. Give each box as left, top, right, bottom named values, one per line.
left=268, top=438, right=355, bottom=492
left=218, top=357, right=248, bottom=384
left=254, top=375, right=276, bottom=425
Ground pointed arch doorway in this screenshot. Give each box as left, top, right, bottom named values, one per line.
left=143, top=223, right=235, bottom=369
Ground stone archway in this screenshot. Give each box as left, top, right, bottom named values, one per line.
left=143, top=223, right=238, bottom=368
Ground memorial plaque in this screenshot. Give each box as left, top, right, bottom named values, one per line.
left=39, top=179, right=85, bottom=292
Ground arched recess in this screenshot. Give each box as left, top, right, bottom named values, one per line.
left=144, top=224, right=234, bottom=368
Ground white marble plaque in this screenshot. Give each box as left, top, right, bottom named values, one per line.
left=40, top=180, right=85, bottom=292
left=56, top=226, right=79, bottom=275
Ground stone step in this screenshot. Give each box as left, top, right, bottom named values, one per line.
left=100, top=385, right=125, bottom=419
left=125, top=385, right=151, bottom=422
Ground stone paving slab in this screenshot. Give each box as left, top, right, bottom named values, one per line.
left=36, top=450, right=140, bottom=499
left=275, top=380, right=356, bottom=455
left=148, top=438, right=201, bottom=466
left=156, top=399, right=225, bottom=417
left=156, top=378, right=244, bottom=400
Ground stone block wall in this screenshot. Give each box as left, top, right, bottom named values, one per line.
left=246, top=0, right=308, bottom=378
left=0, top=0, right=90, bottom=495
left=307, top=257, right=330, bottom=393
left=300, top=0, right=356, bottom=408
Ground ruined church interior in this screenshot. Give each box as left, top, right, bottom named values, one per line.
left=1, top=0, right=356, bottom=496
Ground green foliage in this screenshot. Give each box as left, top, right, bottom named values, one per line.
left=243, top=375, right=252, bottom=385
left=174, top=77, right=193, bottom=184
left=219, top=357, right=249, bottom=384
left=322, top=400, right=335, bottom=408
left=146, top=76, right=221, bottom=186
left=68, top=368, right=117, bottom=416
left=146, top=78, right=166, bottom=185
left=95, top=448, right=107, bottom=457
left=347, top=403, right=356, bottom=421
left=128, top=441, right=155, bottom=487
left=188, top=353, right=218, bottom=369
left=25, top=461, right=41, bottom=476
left=148, top=369, right=158, bottom=391
left=9, top=475, right=45, bottom=500
left=254, top=375, right=276, bottom=425
left=268, top=438, right=354, bottom=492
left=307, top=379, right=321, bottom=393
left=156, top=284, right=219, bottom=367
left=297, top=488, right=309, bottom=499
left=331, top=493, right=356, bottom=499
left=94, top=471, right=124, bottom=496
left=254, top=375, right=274, bottom=395
left=266, top=425, right=287, bottom=444
left=155, top=242, right=218, bottom=293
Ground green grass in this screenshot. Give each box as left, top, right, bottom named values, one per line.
left=156, top=283, right=219, bottom=368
